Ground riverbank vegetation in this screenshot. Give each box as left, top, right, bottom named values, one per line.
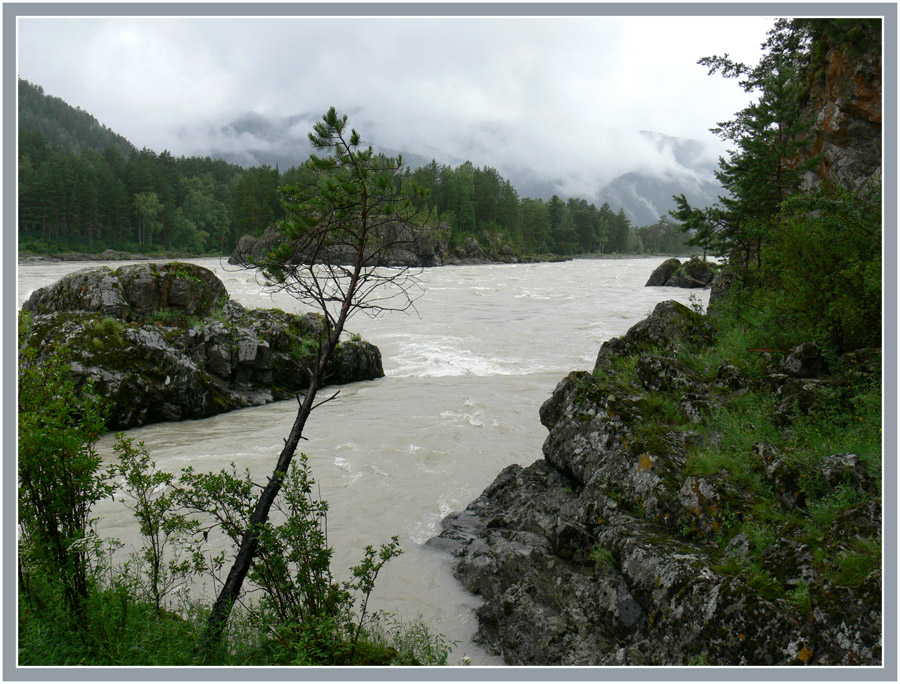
left=658, top=16, right=882, bottom=613
left=17, top=340, right=455, bottom=666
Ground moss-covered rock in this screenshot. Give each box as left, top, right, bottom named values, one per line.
left=645, top=257, right=682, bottom=286
left=22, top=262, right=228, bottom=320
left=19, top=262, right=384, bottom=429
left=645, top=257, right=718, bottom=289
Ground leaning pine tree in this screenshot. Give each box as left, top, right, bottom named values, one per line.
left=204, top=107, right=430, bottom=653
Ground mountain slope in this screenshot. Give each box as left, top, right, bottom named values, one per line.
left=179, top=110, right=434, bottom=171
left=18, top=78, right=136, bottom=156
left=595, top=131, right=723, bottom=226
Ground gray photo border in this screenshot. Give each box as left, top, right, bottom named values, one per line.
left=3, top=2, right=896, bottom=682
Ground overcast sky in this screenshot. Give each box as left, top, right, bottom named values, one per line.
left=17, top=12, right=777, bottom=194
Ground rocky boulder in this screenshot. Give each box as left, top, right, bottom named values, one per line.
left=644, top=257, right=681, bottom=286
left=594, top=300, right=714, bottom=365
left=802, top=28, right=881, bottom=192
left=645, top=257, right=717, bottom=289
left=22, top=261, right=228, bottom=320
left=706, top=269, right=740, bottom=317
left=19, top=262, right=384, bottom=430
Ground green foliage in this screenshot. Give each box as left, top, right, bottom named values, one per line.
left=363, top=613, right=458, bottom=665
left=110, top=436, right=201, bottom=613
left=636, top=216, right=693, bottom=254
left=786, top=581, right=812, bottom=617
left=590, top=544, right=616, bottom=569
left=18, top=344, right=113, bottom=624
left=149, top=308, right=186, bottom=324
left=764, top=183, right=881, bottom=353
left=834, top=538, right=880, bottom=586
left=173, top=452, right=414, bottom=665
left=291, top=336, right=320, bottom=360
left=671, top=19, right=839, bottom=274
left=687, top=652, right=710, bottom=666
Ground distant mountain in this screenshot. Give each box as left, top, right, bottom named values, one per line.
left=179, top=110, right=434, bottom=171
left=595, top=131, right=723, bottom=226
left=17, top=78, right=136, bottom=156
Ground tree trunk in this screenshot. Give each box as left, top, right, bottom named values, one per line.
left=201, top=261, right=363, bottom=659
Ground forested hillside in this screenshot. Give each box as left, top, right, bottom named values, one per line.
left=18, top=80, right=135, bottom=157
left=18, top=77, right=693, bottom=258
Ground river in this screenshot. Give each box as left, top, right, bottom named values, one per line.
left=17, top=256, right=709, bottom=665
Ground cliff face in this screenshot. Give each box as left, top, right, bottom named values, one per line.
left=431, top=299, right=881, bottom=666
left=802, top=34, right=882, bottom=191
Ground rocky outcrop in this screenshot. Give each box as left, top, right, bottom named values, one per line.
left=432, top=302, right=881, bottom=666
left=229, top=225, right=526, bottom=268
left=645, top=257, right=717, bottom=288
left=20, top=262, right=384, bottom=429
left=802, top=25, right=882, bottom=192
left=706, top=270, right=740, bottom=317
left=644, top=257, right=681, bottom=286
left=229, top=223, right=449, bottom=268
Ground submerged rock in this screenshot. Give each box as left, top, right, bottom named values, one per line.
left=19, top=262, right=384, bottom=429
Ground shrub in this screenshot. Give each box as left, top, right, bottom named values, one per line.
left=18, top=344, right=112, bottom=626
left=764, top=183, right=881, bottom=353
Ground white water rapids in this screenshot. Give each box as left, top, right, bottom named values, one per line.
left=18, top=256, right=709, bottom=665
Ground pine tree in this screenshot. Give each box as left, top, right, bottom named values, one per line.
left=672, top=19, right=818, bottom=276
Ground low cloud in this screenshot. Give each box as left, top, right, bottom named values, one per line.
left=18, top=14, right=773, bottom=198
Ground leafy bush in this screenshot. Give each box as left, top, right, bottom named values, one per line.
left=18, top=344, right=112, bottom=625
left=764, top=183, right=881, bottom=353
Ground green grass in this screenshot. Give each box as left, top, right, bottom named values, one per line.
left=835, top=538, right=881, bottom=586
left=590, top=544, right=616, bottom=569
left=18, top=579, right=454, bottom=666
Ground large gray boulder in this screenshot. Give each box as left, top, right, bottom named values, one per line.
left=22, top=261, right=229, bottom=320
left=594, top=300, right=714, bottom=365
left=19, top=262, right=384, bottom=429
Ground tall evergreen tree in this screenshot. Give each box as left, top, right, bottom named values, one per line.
left=671, top=19, right=818, bottom=274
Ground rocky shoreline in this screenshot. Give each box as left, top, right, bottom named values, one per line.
left=430, top=290, right=881, bottom=666
left=19, top=262, right=383, bottom=430
left=227, top=224, right=569, bottom=268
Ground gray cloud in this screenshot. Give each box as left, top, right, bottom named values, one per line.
left=17, top=14, right=775, bottom=197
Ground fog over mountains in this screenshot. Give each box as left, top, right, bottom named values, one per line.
left=180, top=111, right=723, bottom=227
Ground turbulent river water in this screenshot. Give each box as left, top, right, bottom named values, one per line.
left=18, top=256, right=709, bottom=665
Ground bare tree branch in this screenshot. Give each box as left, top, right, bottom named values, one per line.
left=201, top=107, right=431, bottom=657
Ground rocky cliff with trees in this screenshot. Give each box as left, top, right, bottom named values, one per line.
left=432, top=17, right=883, bottom=666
